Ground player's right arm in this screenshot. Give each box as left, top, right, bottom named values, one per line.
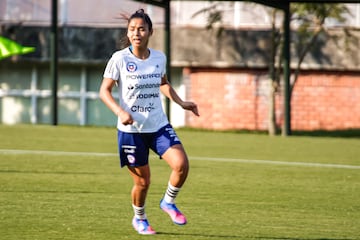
left=99, top=77, right=134, bottom=125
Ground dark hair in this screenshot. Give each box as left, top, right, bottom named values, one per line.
left=119, top=9, right=153, bottom=48
left=128, top=9, right=153, bottom=32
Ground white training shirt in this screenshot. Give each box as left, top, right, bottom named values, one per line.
left=103, top=47, right=169, bottom=133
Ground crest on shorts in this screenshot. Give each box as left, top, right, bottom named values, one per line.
left=126, top=62, right=137, bottom=72
left=127, top=154, right=136, bottom=164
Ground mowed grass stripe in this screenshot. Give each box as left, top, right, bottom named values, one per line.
left=1, top=149, right=359, bottom=170
left=1, top=125, right=360, bottom=239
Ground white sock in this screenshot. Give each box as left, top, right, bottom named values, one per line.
left=132, top=204, right=147, bottom=220
left=164, top=182, right=181, bottom=204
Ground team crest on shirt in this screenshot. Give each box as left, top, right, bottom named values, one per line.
left=126, top=62, right=137, bottom=72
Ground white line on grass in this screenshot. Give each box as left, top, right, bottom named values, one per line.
left=0, top=149, right=117, bottom=157
left=1, top=149, right=359, bottom=170
left=190, top=156, right=360, bottom=169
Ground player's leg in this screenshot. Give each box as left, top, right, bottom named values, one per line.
left=152, top=124, right=188, bottom=225
left=118, top=130, right=155, bottom=234
left=128, top=165, right=156, bottom=234
left=160, top=144, right=189, bottom=225
left=128, top=165, right=151, bottom=211
left=162, top=144, right=189, bottom=188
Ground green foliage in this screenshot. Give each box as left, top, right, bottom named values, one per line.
left=291, top=3, right=350, bottom=59
left=291, top=3, right=349, bottom=24
left=191, top=2, right=225, bottom=37
left=0, top=125, right=360, bottom=239
left=192, top=2, right=351, bottom=136
left=191, top=3, right=223, bottom=30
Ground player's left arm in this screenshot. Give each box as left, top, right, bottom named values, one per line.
left=160, top=75, right=199, bottom=116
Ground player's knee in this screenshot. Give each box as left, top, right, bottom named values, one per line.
left=173, top=160, right=189, bottom=175
left=135, top=178, right=151, bottom=190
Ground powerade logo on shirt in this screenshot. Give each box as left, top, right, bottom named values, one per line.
left=126, top=73, right=161, bottom=80
left=126, top=62, right=137, bottom=72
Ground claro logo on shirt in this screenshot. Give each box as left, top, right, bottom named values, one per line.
left=131, top=103, right=155, bottom=112
left=126, top=62, right=137, bottom=72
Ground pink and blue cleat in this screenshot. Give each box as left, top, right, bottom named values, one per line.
left=160, top=199, right=187, bottom=225
left=132, top=217, right=156, bottom=235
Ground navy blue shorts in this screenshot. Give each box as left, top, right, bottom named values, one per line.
left=117, top=124, right=182, bottom=167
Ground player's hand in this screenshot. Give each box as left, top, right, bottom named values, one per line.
left=182, top=101, right=200, bottom=117
left=117, top=110, right=134, bottom=125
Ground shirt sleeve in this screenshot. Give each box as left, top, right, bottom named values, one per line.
left=103, top=56, right=120, bottom=81
left=162, top=53, right=167, bottom=77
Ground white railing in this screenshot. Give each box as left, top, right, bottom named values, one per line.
left=0, top=66, right=111, bottom=125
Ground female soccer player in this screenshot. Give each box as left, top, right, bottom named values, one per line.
left=99, top=9, right=199, bottom=235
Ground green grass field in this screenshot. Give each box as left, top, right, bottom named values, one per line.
left=0, top=125, right=359, bottom=240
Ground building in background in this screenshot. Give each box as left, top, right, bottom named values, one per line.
left=1, top=1, right=359, bottom=131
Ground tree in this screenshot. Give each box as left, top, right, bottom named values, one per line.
left=193, top=2, right=350, bottom=135
left=271, top=3, right=350, bottom=135
left=289, top=3, right=350, bottom=95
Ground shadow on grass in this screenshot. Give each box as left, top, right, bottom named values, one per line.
left=180, top=127, right=360, bottom=139
left=255, top=237, right=355, bottom=240
left=292, top=129, right=360, bottom=139
left=157, top=231, right=242, bottom=239
left=157, top=232, right=355, bottom=240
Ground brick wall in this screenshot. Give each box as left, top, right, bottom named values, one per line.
left=292, top=72, right=360, bottom=130
left=184, top=68, right=360, bottom=131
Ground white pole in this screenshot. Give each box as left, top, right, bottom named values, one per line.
left=60, top=0, right=68, bottom=25
left=80, top=66, right=87, bottom=126
left=30, top=66, right=38, bottom=124
left=234, top=2, right=241, bottom=28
